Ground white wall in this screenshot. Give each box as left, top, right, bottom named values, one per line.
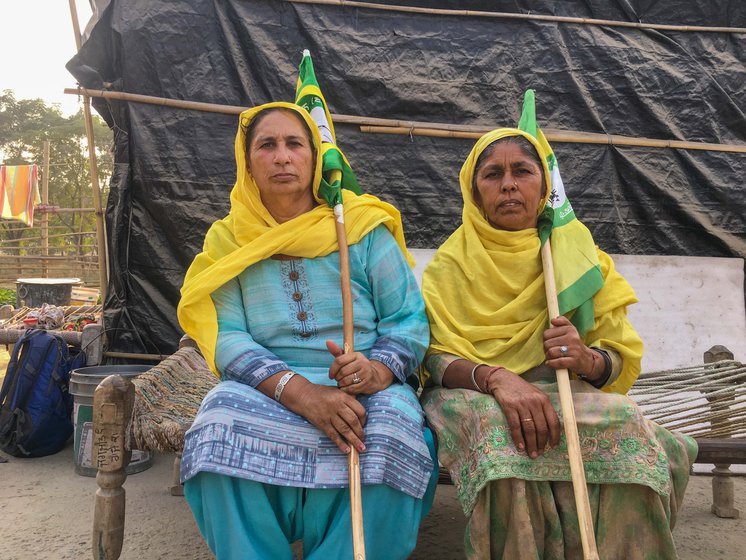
left=409, top=249, right=745, bottom=372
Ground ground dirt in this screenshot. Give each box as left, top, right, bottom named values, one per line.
left=0, top=446, right=744, bottom=560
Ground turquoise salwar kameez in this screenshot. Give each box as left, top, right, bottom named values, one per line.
left=181, top=226, right=437, bottom=559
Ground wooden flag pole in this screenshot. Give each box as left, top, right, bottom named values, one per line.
left=333, top=203, right=366, bottom=560
left=540, top=240, right=600, bottom=560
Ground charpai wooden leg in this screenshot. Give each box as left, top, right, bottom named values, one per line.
left=170, top=453, right=184, bottom=496
left=711, top=464, right=739, bottom=518
left=92, top=375, right=135, bottom=560
left=704, top=345, right=740, bottom=519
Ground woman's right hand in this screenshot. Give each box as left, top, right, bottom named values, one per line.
left=485, top=368, right=561, bottom=459
left=285, top=382, right=367, bottom=454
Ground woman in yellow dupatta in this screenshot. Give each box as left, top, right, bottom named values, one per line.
left=420, top=127, right=697, bottom=559
left=178, top=102, right=437, bottom=560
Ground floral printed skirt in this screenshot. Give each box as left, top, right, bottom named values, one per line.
left=421, top=380, right=697, bottom=560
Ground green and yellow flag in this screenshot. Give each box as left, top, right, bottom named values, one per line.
left=518, top=89, right=604, bottom=335
left=294, top=50, right=360, bottom=207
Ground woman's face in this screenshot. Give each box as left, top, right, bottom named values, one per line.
left=473, top=141, right=545, bottom=231
left=246, top=111, right=314, bottom=202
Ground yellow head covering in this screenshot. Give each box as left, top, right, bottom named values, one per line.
left=462, top=128, right=552, bottom=226
left=422, top=128, right=643, bottom=394
left=178, top=102, right=413, bottom=373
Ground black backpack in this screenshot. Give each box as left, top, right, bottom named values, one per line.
left=0, top=329, right=86, bottom=457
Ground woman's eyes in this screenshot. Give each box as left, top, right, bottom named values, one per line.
left=482, top=167, right=532, bottom=180
left=257, top=140, right=305, bottom=149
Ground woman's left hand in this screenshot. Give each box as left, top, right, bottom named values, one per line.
left=327, top=340, right=394, bottom=395
left=543, top=316, right=595, bottom=375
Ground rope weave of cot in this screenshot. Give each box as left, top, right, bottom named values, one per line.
left=628, top=360, right=746, bottom=438
left=122, top=352, right=746, bottom=451
left=128, top=346, right=218, bottom=453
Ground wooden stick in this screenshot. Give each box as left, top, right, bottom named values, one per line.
left=540, top=240, right=599, bottom=560
left=333, top=203, right=366, bottom=560
left=42, top=140, right=50, bottom=277
left=0, top=230, right=97, bottom=243
left=64, top=86, right=248, bottom=116
left=62, top=87, right=485, bottom=131
left=1, top=254, right=97, bottom=261
left=35, top=206, right=97, bottom=213
left=360, top=125, right=746, bottom=154
left=286, top=0, right=746, bottom=34
left=68, top=0, right=109, bottom=306
left=103, top=351, right=166, bottom=361
left=1, top=224, right=89, bottom=231
left=64, top=87, right=746, bottom=154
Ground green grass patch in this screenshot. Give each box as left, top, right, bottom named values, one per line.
left=0, top=288, right=14, bottom=306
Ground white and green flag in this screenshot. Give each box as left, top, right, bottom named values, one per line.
left=518, top=89, right=603, bottom=335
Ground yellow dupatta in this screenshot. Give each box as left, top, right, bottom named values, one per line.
left=177, top=102, right=413, bottom=374
left=422, top=128, right=643, bottom=394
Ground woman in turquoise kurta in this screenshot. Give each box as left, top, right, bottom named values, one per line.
left=178, top=103, right=437, bottom=560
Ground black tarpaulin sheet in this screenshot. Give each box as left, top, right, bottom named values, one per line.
left=67, top=0, right=746, bottom=356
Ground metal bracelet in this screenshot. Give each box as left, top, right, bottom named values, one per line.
left=470, top=363, right=488, bottom=392
left=274, top=371, right=296, bottom=402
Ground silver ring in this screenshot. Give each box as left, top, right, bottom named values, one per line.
left=559, top=345, right=568, bottom=355
left=352, top=374, right=361, bottom=384
left=521, top=418, right=534, bottom=422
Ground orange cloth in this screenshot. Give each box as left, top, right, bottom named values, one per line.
left=1, top=165, right=40, bottom=226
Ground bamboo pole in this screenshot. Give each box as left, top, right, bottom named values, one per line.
left=35, top=206, right=97, bottom=213
left=287, top=0, right=746, bottom=34
left=360, top=125, right=746, bottom=154
left=42, top=140, right=50, bottom=277
left=62, top=87, right=485, bottom=131
left=0, top=245, right=96, bottom=252
left=64, top=87, right=746, bottom=154
left=362, top=126, right=482, bottom=140
left=0, top=231, right=97, bottom=243
left=64, top=87, right=248, bottom=116
left=1, top=224, right=84, bottom=232
left=2, top=254, right=95, bottom=261
left=540, top=240, right=599, bottom=560
left=68, top=0, right=108, bottom=306
left=103, top=351, right=166, bottom=361
left=333, top=203, right=366, bottom=560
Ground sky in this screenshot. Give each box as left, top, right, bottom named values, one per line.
left=1, top=1, right=94, bottom=116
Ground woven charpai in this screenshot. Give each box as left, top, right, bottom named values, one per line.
left=129, top=346, right=217, bottom=452
left=629, top=359, right=746, bottom=439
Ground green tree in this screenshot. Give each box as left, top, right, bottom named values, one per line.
left=0, top=90, right=113, bottom=285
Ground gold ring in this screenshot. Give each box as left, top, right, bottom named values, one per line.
left=522, top=418, right=534, bottom=422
